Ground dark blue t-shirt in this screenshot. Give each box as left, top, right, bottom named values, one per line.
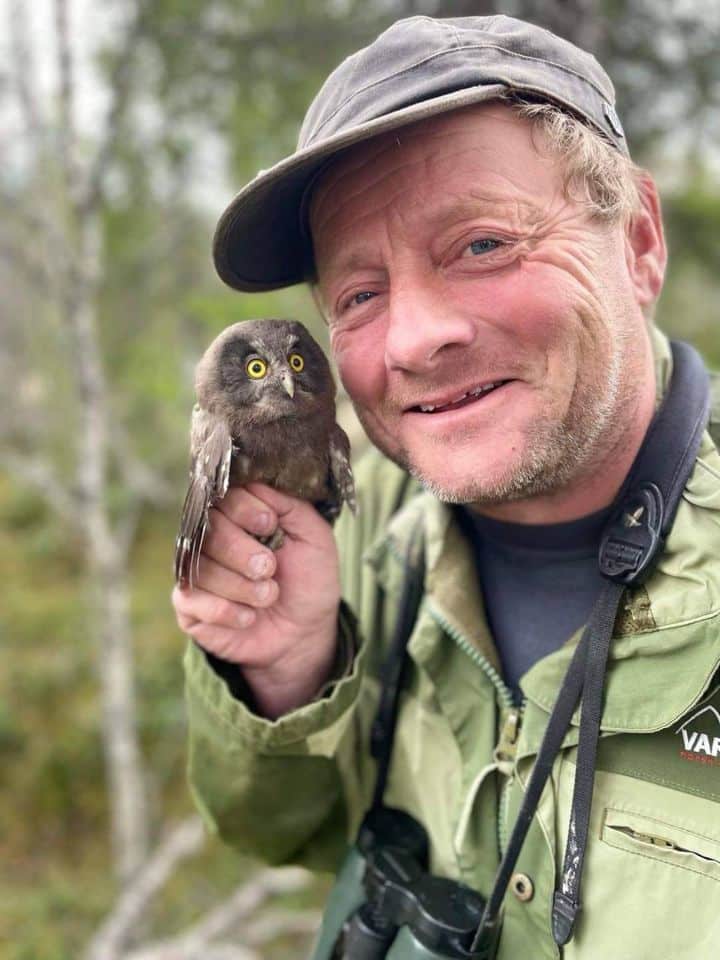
left=457, top=505, right=612, bottom=704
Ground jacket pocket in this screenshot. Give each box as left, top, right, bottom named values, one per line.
left=555, top=768, right=720, bottom=959
left=601, top=807, right=720, bottom=883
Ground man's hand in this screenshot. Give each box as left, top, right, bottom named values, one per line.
left=172, top=482, right=341, bottom=719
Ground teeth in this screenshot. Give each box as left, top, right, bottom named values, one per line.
left=418, top=381, right=504, bottom=412
left=471, top=381, right=502, bottom=396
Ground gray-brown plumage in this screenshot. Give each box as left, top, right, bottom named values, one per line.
left=174, top=318, right=356, bottom=586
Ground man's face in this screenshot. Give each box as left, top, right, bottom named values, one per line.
left=311, top=104, right=652, bottom=508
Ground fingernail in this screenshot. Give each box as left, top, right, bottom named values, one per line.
left=257, top=512, right=274, bottom=534
left=237, top=609, right=255, bottom=627
left=249, top=553, right=270, bottom=578
left=254, top=580, right=271, bottom=601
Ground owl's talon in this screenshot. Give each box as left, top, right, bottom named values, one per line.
left=260, top=528, right=285, bottom=551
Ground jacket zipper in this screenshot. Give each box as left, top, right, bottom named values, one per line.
left=426, top=603, right=522, bottom=857
left=427, top=603, right=514, bottom=708
left=495, top=706, right=522, bottom=855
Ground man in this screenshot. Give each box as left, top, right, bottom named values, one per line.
left=172, top=16, right=720, bottom=958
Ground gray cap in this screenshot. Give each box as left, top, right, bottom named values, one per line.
left=214, top=14, right=627, bottom=293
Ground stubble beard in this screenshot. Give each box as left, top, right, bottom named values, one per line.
left=356, top=345, right=628, bottom=507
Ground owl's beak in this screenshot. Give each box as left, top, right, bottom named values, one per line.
left=281, top=370, right=295, bottom=398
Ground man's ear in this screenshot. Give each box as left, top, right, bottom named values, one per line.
left=625, top=172, right=667, bottom=309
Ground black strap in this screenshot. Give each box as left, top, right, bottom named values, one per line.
left=550, top=578, right=624, bottom=944
left=473, top=341, right=710, bottom=953
left=598, top=340, right=712, bottom=586
left=552, top=340, right=711, bottom=944
left=370, top=520, right=425, bottom=810
left=471, top=581, right=624, bottom=951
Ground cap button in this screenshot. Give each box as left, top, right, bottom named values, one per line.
left=603, top=103, right=625, bottom=139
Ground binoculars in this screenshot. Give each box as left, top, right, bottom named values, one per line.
left=310, top=806, right=499, bottom=960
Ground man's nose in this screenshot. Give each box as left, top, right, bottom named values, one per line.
left=384, top=282, right=476, bottom=373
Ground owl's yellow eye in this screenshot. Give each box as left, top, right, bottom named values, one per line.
left=246, top=358, right=268, bottom=379
left=288, top=353, right=304, bottom=373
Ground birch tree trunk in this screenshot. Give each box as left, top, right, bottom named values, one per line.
left=69, top=211, right=149, bottom=881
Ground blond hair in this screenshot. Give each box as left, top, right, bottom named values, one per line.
left=509, top=99, right=645, bottom=222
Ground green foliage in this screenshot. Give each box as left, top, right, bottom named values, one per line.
left=187, top=284, right=325, bottom=340
left=663, top=181, right=720, bottom=274
left=4, top=870, right=111, bottom=960
left=656, top=176, right=720, bottom=365
left=0, top=482, right=108, bottom=958
left=138, top=0, right=416, bottom=181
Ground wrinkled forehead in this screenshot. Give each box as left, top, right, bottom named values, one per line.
left=308, top=102, right=565, bottom=288
left=308, top=101, right=529, bottom=232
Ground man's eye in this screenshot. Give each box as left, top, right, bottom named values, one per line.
left=463, top=238, right=503, bottom=257
left=353, top=291, right=376, bottom=305
left=340, top=290, right=376, bottom=312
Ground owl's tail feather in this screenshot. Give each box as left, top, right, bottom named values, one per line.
left=174, top=414, right=233, bottom=588
left=174, top=476, right=211, bottom=588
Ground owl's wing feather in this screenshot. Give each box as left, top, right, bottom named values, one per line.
left=174, top=405, right=233, bottom=586
left=326, top=423, right=357, bottom=520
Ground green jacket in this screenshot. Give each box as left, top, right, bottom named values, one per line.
left=185, top=330, right=720, bottom=959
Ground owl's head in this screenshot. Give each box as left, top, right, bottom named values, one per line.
left=195, top=319, right=336, bottom=425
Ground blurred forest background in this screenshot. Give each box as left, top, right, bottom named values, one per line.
left=1, top=0, right=718, bottom=957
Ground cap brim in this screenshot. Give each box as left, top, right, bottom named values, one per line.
left=213, top=83, right=508, bottom=292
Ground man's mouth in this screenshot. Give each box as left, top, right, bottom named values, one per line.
left=409, top=380, right=511, bottom=414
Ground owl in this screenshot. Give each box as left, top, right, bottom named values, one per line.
left=174, top=319, right=356, bottom=586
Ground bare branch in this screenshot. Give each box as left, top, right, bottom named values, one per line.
left=244, top=907, right=322, bottom=945
left=53, top=0, right=78, bottom=199
left=83, top=816, right=206, bottom=960
left=127, top=942, right=260, bottom=960
left=198, top=949, right=259, bottom=960
left=0, top=451, right=80, bottom=526
left=171, top=866, right=311, bottom=949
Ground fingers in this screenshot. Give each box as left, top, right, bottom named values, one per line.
left=180, top=619, right=254, bottom=662
left=171, top=483, right=336, bottom=667
left=200, top=552, right=280, bottom=603
left=173, top=582, right=261, bottom=632
left=202, top=508, right=276, bottom=578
